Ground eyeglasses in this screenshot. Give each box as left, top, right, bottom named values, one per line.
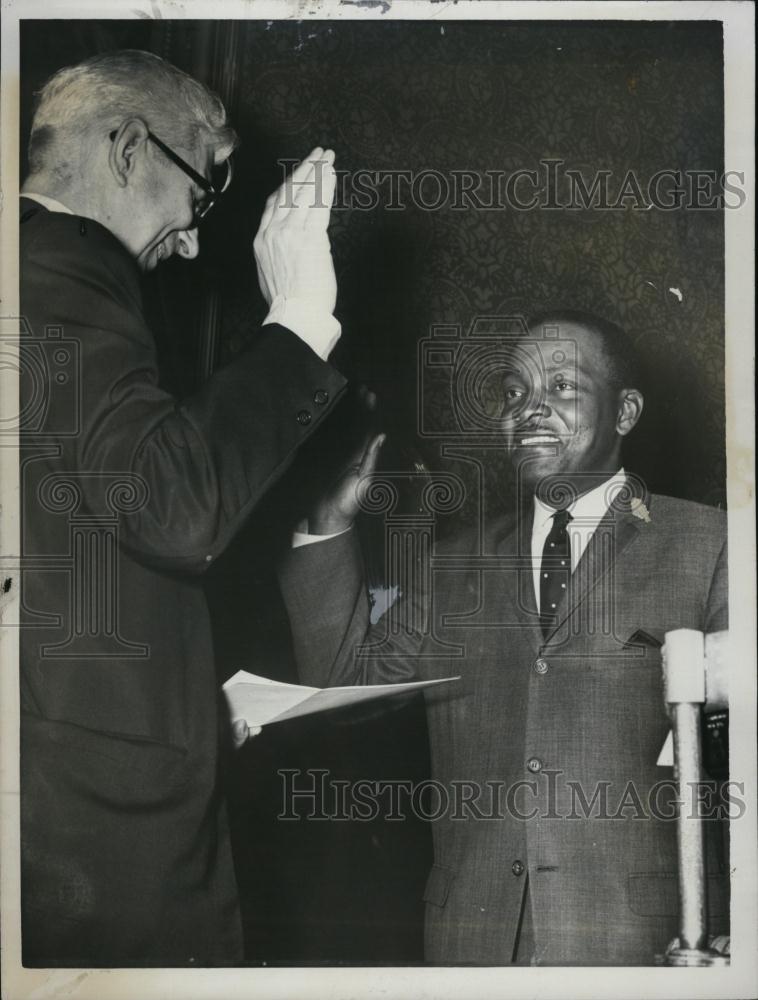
left=109, top=128, right=233, bottom=225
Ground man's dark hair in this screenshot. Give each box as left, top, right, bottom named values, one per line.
left=527, top=308, right=646, bottom=392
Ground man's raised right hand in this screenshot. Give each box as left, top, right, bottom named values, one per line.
left=253, top=146, right=337, bottom=315
left=308, top=388, right=385, bottom=536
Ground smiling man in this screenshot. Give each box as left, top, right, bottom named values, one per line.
left=501, top=313, right=645, bottom=636
left=20, top=49, right=345, bottom=966
left=278, top=309, right=729, bottom=965
left=501, top=312, right=643, bottom=498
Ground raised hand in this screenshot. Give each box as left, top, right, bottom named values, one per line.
left=309, top=387, right=385, bottom=535
left=253, top=147, right=337, bottom=314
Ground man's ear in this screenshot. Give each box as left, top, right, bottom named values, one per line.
left=108, top=120, right=150, bottom=188
left=616, top=388, right=644, bottom=437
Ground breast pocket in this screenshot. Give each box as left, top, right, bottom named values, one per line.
left=577, top=625, right=665, bottom=672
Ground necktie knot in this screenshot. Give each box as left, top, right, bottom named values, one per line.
left=552, top=508, right=572, bottom=531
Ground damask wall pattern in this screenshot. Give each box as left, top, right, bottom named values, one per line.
left=217, top=19, right=725, bottom=510
left=16, top=18, right=729, bottom=964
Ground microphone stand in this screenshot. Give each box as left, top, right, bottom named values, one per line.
left=659, top=628, right=730, bottom=967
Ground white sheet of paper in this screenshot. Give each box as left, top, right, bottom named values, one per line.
left=223, top=670, right=460, bottom=727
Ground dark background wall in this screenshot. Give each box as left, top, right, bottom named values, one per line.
left=223, top=18, right=726, bottom=507
left=21, top=18, right=725, bottom=965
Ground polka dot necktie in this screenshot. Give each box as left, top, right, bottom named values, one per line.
left=539, top=508, right=573, bottom=637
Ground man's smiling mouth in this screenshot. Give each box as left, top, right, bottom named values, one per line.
left=516, top=433, right=561, bottom=446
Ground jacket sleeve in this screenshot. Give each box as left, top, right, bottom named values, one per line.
left=278, top=529, right=423, bottom=686
left=23, top=220, right=347, bottom=574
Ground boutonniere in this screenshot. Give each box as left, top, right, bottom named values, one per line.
left=630, top=498, right=651, bottom=523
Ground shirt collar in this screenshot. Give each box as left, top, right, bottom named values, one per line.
left=533, top=468, right=627, bottom=530
left=22, top=192, right=75, bottom=215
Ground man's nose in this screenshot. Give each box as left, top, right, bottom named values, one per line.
left=525, top=396, right=552, bottom=421
left=176, top=228, right=200, bottom=260
left=530, top=399, right=551, bottom=415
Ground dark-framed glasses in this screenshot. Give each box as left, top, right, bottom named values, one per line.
left=109, top=128, right=233, bottom=225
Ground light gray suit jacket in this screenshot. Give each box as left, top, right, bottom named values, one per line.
left=279, top=491, right=729, bottom=965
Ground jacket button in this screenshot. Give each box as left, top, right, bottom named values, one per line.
left=533, top=657, right=549, bottom=675
left=511, top=860, right=525, bottom=877
left=314, top=389, right=329, bottom=405
left=297, top=410, right=312, bottom=426
left=526, top=757, right=542, bottom=773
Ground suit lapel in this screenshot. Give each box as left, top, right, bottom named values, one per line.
left=490, top=485, right=650, bottom=650
left=543, top=494, right=649, bottom=643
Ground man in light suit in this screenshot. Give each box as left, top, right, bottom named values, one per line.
left=20, top=49, right=345, bottom=965
left=279, top=311, right=729, bottom=965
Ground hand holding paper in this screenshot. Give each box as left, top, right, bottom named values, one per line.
left=223, top=670, right=460, bottom=728
left=231, top=719, right=263, bottom=748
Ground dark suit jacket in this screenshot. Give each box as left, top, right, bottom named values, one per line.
left=19, top=198, right=346, bottom=966
left=279, top=490, right=729, bottom=965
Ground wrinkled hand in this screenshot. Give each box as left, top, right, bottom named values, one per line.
left=253, top=147, right=337, bottom=313
left=232, top=719, right=262, bottom=749
left=309, top=387, right=385, bottom=535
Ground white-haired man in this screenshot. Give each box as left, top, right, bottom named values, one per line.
left=20, top=49, right=344, bottom=966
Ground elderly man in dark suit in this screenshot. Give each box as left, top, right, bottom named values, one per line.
left=279, top=311, right=729, bottom=965
left=20, top=49, right=346, bottom=966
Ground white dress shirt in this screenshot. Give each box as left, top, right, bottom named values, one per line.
left=22, top=192, right=74, bottom=215
left=292, top=521, right=347, bottom=548
left=531, top=469, right=627, bottom=612
left=22, top=191, right=339, bottom=361
left=263, top=296, right=341, bottom=362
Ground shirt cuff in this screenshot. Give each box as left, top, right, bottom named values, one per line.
left=263, top=296, right=341, bottom=361
left=292, top=525, right=352, bottom=548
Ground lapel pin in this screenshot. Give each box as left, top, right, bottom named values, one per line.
left=630, top=498, right=651, bottom=522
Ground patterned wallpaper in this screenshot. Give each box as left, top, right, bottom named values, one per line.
left=214, top=19, right=725, bottom=512
left=19, top=19, right=727, bottom=510
left=210, top=24, right=727, bottom=960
